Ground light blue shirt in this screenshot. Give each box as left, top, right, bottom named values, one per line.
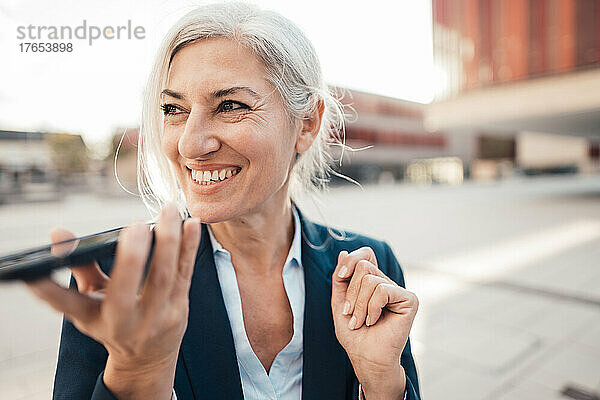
left=207, top=208, right=304, bottom=400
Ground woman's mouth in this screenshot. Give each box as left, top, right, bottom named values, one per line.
left=189, top=166, right=241, bottom=185
left=186, top=166, right=241, bottom=192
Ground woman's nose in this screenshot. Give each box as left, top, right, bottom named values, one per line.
left=177, top=108, right=221, bottom=159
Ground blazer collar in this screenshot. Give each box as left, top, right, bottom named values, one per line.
left=179, top=208, right=350, bottom=399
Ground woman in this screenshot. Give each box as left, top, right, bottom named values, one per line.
left=26, top=3, right=420, bottom=399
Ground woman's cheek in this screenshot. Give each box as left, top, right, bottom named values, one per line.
left=161, top=128, right=181, bottom=161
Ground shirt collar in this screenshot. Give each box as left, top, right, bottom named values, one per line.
left=206, top=206, right=303, bottom=269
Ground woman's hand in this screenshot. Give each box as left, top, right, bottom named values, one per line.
left=25, top=204, right=201, bottom=400
left=331, top=247, right=418, bottom=400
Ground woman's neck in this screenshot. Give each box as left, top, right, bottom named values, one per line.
left=208, top=196, right=295, bottom=277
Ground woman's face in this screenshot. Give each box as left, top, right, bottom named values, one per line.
left=161, top=38, right=299, bottom=222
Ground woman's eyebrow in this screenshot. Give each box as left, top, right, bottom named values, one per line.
left=161, top=89, right=184, bottom=100
left=161, top=86, right=261, bottom=101
left=212, top=86, right=261, bottom=100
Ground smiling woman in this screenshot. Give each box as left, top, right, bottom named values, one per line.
left=157, top=38, right=303, bottom=222
left=137, top=5, right=347, bottom=221
left=26, top=2, right=420, bottom=400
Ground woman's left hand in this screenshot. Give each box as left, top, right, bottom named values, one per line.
left=331, top=247, right=418, bottom=400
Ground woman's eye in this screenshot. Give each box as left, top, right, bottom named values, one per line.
left=160, top=104, right=183, bottom=116
left=218, top=100, right=250, bottom=113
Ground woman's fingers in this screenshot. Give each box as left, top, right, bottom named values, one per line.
left=49, top=227, right=109, bottom=293
left=336, top=247, right=378, bottom=279
left=25, top=277, right=100, bottom=326
left=366, top=285, right=419, bottom=327
left=49, top=227, right=80, bottom=257
left=347, top=278, right=418, bottom=330
left=331, top=250, right=349, bottom=316
left=365, top=282, right=397, bottom=327
left=333, top=248, right=380, bottom=317
left=347, top=274, right=389, bottom=330
left=336, top=246, right=387, bottom=315
left=344, top=259, right=392, bottom=316
left=170, top=218, right=201, bottom=303
left=70, top=264, right=110, bottom=294
left=141, top=204, right=183, bottom=311
left=104, top=221, right=152, bottom=312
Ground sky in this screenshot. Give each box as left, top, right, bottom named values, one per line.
left=0, top=0, right=434, bottom=155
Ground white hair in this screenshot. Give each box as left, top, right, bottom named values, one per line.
left=135, top=2, right=350, bottom=219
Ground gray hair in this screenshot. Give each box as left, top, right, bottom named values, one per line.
left=136, top=2, right=348, bottom=219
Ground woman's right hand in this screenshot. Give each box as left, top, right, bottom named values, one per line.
left=25, top=203, right=201, bottom=400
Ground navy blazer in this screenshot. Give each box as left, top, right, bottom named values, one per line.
left=53, top=209, right=420, bottom=399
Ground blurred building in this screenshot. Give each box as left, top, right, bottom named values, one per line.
left=0, top=130, right=89, bottom=203
left=426, top=0, right=600, bottom=177
left=334, top=89, right=460, bottom=184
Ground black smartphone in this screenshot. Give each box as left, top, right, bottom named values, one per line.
left=0, top=223, right=156, bottom=282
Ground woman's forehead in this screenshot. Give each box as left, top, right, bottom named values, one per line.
left=166, top=38, right=270, bottom=95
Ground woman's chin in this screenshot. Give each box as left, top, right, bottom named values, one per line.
left=185, top=202, right=240, bottom=224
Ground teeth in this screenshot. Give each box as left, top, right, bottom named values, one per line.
left=190, top=167, right=240, bottom=185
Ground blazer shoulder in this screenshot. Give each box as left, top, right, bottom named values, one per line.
left=303, top=220, right=404, bottom=286
left=312, top=221, right=391, bottom=256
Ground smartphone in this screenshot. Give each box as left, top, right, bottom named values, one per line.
left=0, top=223, right=156, bottom=282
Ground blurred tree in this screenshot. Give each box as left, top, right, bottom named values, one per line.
left=47, top=133, right=89, bottom=176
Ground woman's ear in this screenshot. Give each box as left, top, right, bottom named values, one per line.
left=295, top=97, right=325, bottom=154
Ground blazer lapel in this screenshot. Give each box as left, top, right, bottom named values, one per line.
left=178, top=223, right=244, bottom=400
left=299, top=210, right=352, bottom=400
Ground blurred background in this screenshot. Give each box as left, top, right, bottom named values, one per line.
left=1, top=0, right=599, bottom=399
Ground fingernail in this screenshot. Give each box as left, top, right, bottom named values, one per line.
left=343, top=301, right=350, bottom=315
left=366, top=315, right=371, bottom=326
left=338, top=266, right=348, bottom=278
left=348, top=315, right=357, bottom=330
